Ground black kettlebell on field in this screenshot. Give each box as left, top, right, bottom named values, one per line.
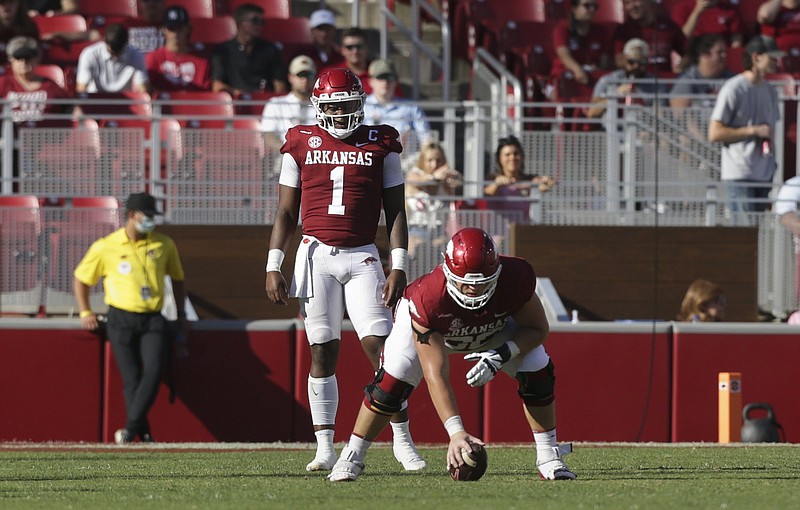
left=741, top=402, right=782, bottom=443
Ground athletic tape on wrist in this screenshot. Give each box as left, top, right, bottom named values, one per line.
left=444, top=415, right=465, bottom=437
left=391, top=248, right=409, bottom=273
left=266, top=249, right=285, bottom=272
left=79, top=310, right=93, bottom=318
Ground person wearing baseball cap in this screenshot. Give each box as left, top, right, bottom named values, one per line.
left=305, top=8, right=345, bottom=70
left=74, top=192, right=189, bottom=444
left=708, top=34, right=783, bottom=225
left=145, top=5, right=211, bottom=91
left=260, top=55, right=318, bottom=152
left=363, top=58, right=432, bottom=152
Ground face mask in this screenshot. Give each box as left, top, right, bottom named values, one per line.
left=135, top=216, right=156, bottom=233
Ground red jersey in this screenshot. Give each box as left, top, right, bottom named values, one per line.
left=146, top=48, right=211, bottom=92
left=613, top=15, right=686, bottom=72
left=671, top=1, right=742, bottom=44
left=760, top=6, right=800, bottom=51
left=405, top=256, right=536, bottom=352
left=550, top=19, right=612, bottom=77
left=0, top=76, right=70, bottom=123
left=280, top=123, right=403, bottom=247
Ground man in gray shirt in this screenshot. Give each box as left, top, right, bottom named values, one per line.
left=708, top=35, right=783, bottom=224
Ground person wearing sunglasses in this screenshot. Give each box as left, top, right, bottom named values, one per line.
left=551, top=0, right=613, bottom=88
left=613, top=0, right=687, bottom=73
left=321, top=27, right=373, bottom=94
left=586, top=38, right=666, bottom=119
left=211, top=3, right=287, bottom=96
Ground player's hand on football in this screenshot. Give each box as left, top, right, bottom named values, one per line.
left=265, top=271, right=288, bottom=305
left=447, top=431, right=484, bottom=468
left=382, top=270, right=407, bottom=308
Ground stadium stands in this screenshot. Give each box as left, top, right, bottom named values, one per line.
left=222, top=0, right=291, bottom=18
left=0, top=195, right=43, bottom=314
left=156, top=90, right=234, bottom=129
left=167, top=0, right=215, bottom=19
left=190, top=16, right=237, bottom=53
left=80, top=0, right=138, bottom=18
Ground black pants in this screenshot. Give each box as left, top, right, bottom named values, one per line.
left=106, top=306, right=169, bottom=437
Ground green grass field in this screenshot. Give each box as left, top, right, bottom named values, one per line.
left=1, top=443, right=799, bottom=509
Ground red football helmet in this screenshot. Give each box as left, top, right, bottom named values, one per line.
left=443, top=228, right=502, bottom=310
left=311, top=68, right=366, bottom=138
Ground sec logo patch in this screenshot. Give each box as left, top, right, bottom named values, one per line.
left=308, top=136, right=323, bottom=149
left=117, top=261, right=132, bottom=275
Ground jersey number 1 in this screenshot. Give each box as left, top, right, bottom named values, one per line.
left=328, top=165, right=345, bottom=215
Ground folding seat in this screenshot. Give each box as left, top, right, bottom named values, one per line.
left=222, top=0, right=291, bottom=18
left=41, top=40, right=92, bottom=68
left=0, top=195, right=44, bottom=314
left=32, top=13, right=88, bottom=40
left=235, top=90, right=279, bottom=116
left=18, top=119, right=102, bottom=199
left=496, top=21, right=554, bottom=78
left=34, top=65, right=67, bottom=89
left=80, top=0, right=138, bottom=18
left=101, top=118, right=182, bottom=186
left=156, top=90, right=234, bottom=128
left=166, top=0, right=214, bottom=18
left=264, top=17, right=313, bottom=60
left=594, top=0, right=624, bottom=23
left=466, top=0, right=547, bottom=58
left=77, top=90, right=152, bottom=118
left=44, top=197, right=121, bottom=313
left=190, top=16, right=237, bottom=53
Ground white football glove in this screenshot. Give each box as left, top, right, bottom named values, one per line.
left=464, top=342, right=520, bottom=387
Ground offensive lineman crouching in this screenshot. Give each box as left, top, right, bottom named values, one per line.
left=328, top=228, right=576, bottom=482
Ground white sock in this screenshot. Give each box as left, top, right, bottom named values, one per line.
left=314, top=429, right=335, bottom=454
left=308, top=374, right=338, bottom=427
left=346, top=434, right=372, bottom=463
left=533, top=429, right=558, bottom=462
left=391, top=421, right=412, bottom=444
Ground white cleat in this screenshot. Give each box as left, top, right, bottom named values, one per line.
left=537, top=443, right=577, bottom=480
left=328, top=451, right=365, bottom=482
left=393, top=441, right=428, bottom=471
left=306, top=451, right=337, bottom=472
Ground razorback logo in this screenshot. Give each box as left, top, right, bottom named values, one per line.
left=362, top=256, right=378, bottom=265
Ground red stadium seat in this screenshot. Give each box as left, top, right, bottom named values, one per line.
left=730, top=0, right=762, bottom=38
left=157, top=90, right=234, bottom=129
left=166, top=0, right=215, bottom=18
left=101, top=118, right=183, bottom=177
left=235, top=90, right=279, bottom=116
left=190, top=16, right=237, bottom=53
left=32, top=13, right=88, bottom=39
left=466, top=0, right=547, bottom=57
left=77, top=91, right=152, bottom=118
left=41, top=39, right=92, bottom=67
left=34, top=65, right=66, bottom=89
left=223, top=0, right=291, bottom=18
left=80, top=0, right=138, bottom=18
left=265, top=17, right=313, bottom=57
left=594, top=0, right=625, bottom=23
left=496, top=21, right=555, bottom=77
left=0, top=195, right=43, bottom=313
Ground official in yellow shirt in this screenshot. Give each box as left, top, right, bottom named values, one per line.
left=74, top=192, right=188, bottom=444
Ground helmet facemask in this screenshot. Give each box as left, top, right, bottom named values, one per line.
left=442, top=262, right=502, bottom=310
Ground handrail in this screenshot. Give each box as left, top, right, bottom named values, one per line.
left=472, top=47, right=523, bottom=137
left=379, top=0, right=451, bottom=101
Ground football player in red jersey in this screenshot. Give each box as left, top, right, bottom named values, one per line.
left=265, top=68, right=426, bottom=473
left=328, top=228, right=576, bottom=482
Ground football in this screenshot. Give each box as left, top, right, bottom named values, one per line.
left=449, top=444, right=488, bottom=481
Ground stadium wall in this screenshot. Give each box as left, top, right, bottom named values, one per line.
left=155, top=225, right=757, bottom=322
left=1, top=320, right=797, bottom=444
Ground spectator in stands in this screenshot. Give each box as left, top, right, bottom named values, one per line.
left=671, top=0, right=744, bottom=48
left=484, top=135, right=556, bottom=223
left=677, top=278, right=726, bottom=321
left=613, top=0, right=687, bottom=73
left=551, top=0, right=613, bottom=87
left=324, top=27, right=372, bottom=93
left=708, top=35, right=783, bottom=223
left=363, top=59, right=432, bottom=157
left=74, top=192, right=189, bottom=445
left=259, top=55, right=317, bottom=152
left=145, top=6, right=211, bottom=92
left=586, top=38, right=666, bottom=119
left=0, top=0, right=39, bottom=65
left=75, top=23, right=149, bottom=93
left=758, top=0, right=800, bottom=52
left=211, top=3, right=287, bottom=97
left=406, top=141, right=463, bottom=257
left=27, top=0, right=77, bottom=17
left=774, top=176, right=800, bottom=304
left=305, top=8, right=345, bottom=71
left=0, top=36, right=70, bottom=124
left=670, top=34, right=735, bottom=147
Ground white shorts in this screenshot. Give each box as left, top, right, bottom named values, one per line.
left=295, top=238, right=392, bottom=344
left=383, top=298, right=550, bottom=386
